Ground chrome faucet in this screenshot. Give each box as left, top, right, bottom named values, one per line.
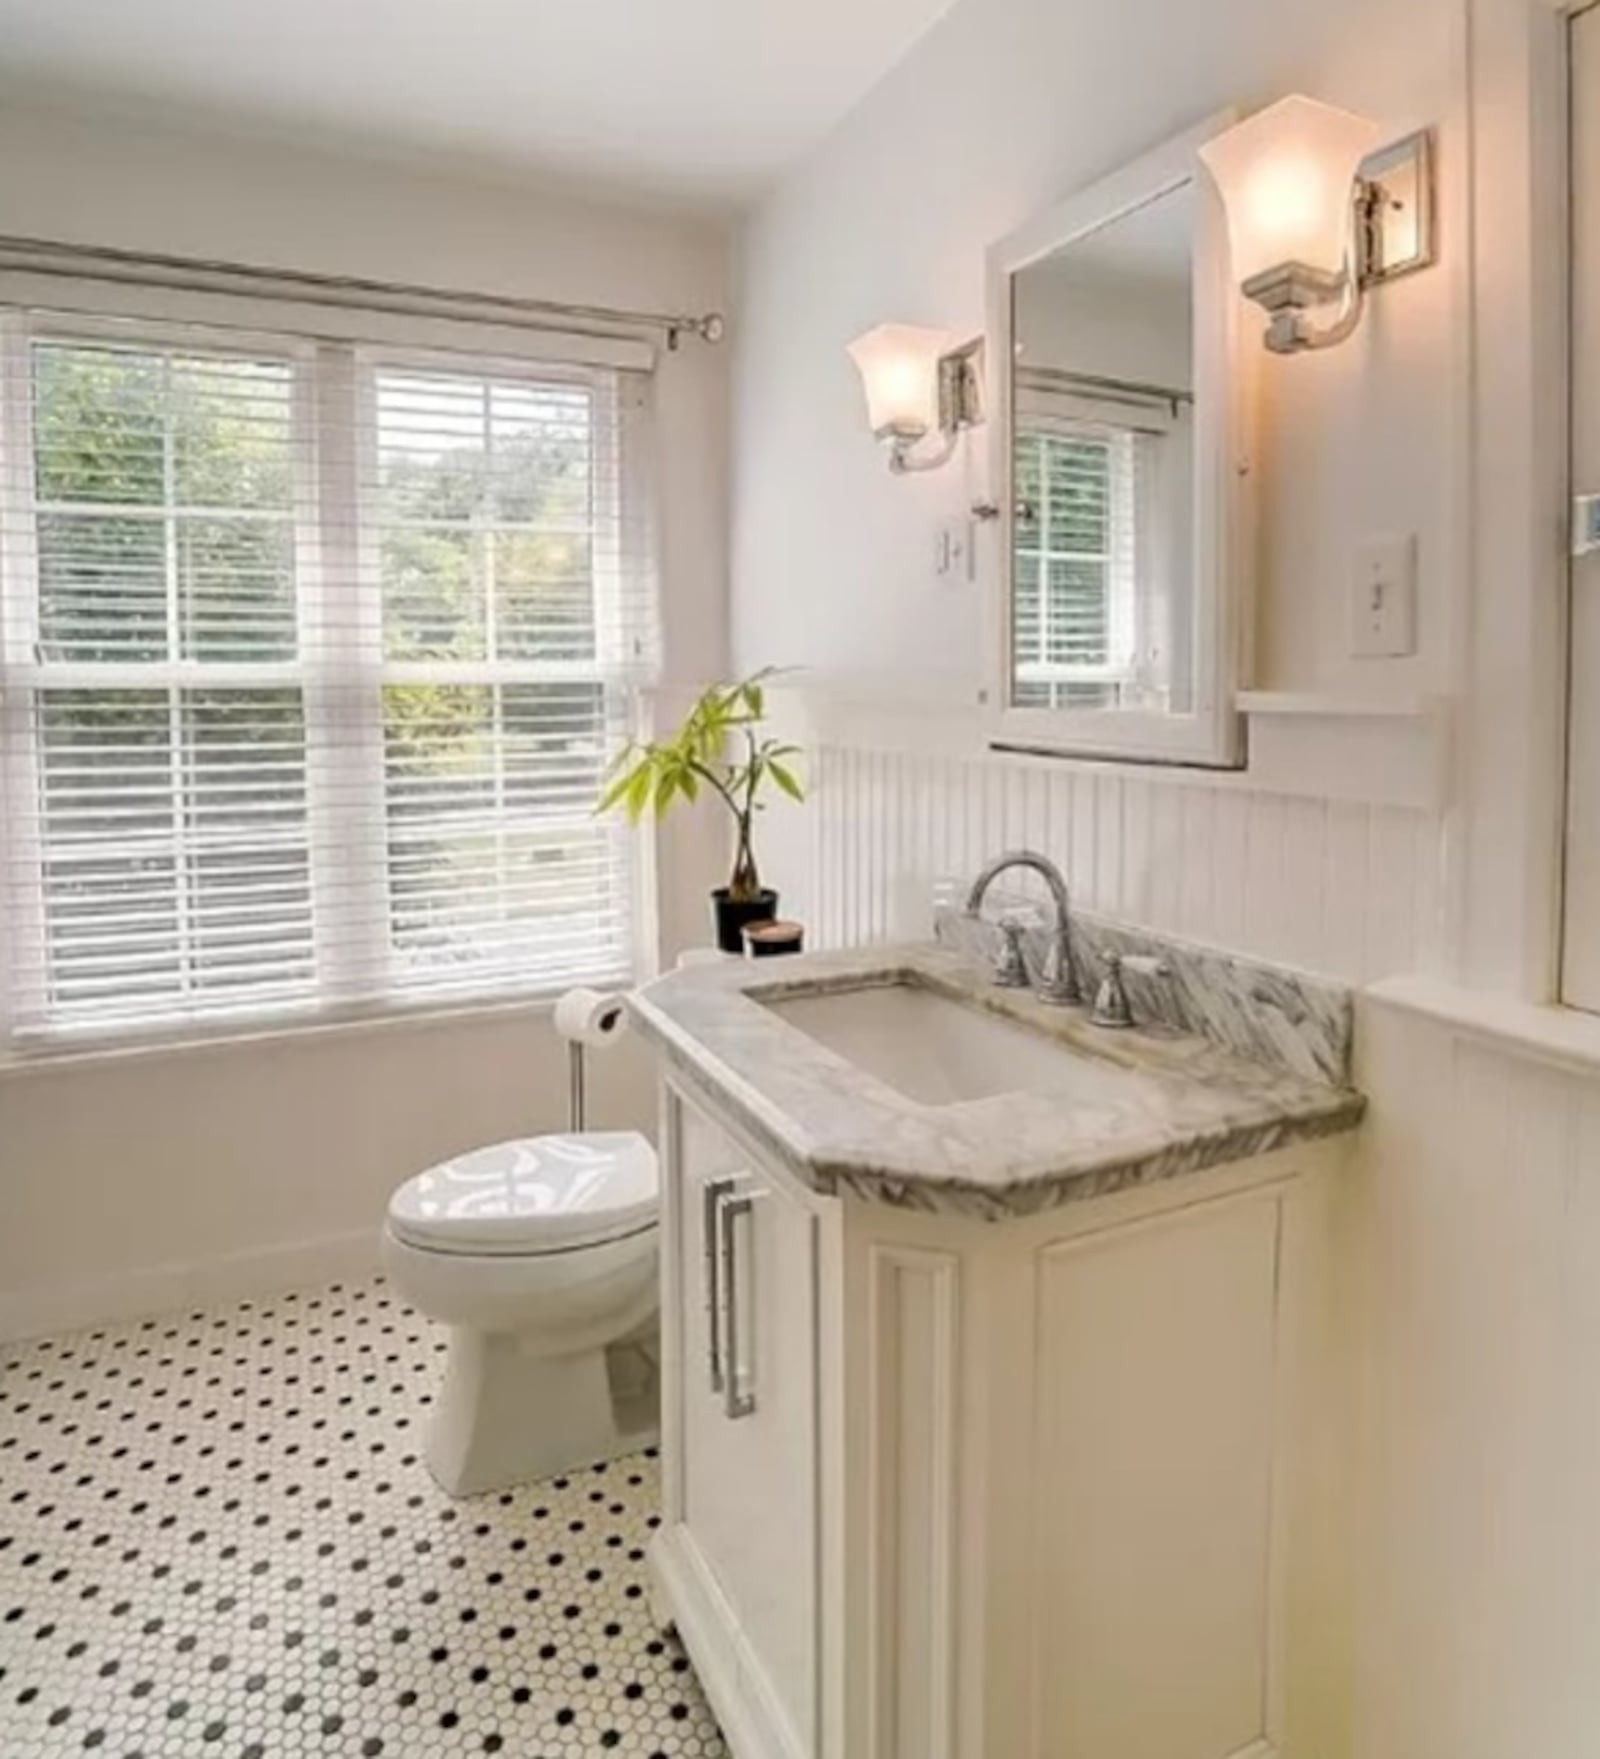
left=964, top=849, right=1083, bottom=1006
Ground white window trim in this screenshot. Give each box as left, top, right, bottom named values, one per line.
left=0, top=310, right=659, bottom=1060
left=1012, top=419, right=1140, bottom=700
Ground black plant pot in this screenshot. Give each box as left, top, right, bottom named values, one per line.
left=712, top=887, right=778, bottom=955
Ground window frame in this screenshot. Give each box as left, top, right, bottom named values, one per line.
left=0, top=313, right=656, bottom=1056
left=358, top=345, right=644, bottom=1005
left=1011, top=418, right=1141, bottom=706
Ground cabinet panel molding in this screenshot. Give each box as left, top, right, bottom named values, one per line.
left=865, top=1244, right=961, bottom=1759
left=1028, top=1191, right=1287, bottom=1759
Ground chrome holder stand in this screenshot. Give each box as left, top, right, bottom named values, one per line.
left=568, top=1041, right=587, bottom=1133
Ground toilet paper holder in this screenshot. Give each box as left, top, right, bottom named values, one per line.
left=552, top=987, right=630, bottom=1132
left=569, top=1041, right=587, bottom=1132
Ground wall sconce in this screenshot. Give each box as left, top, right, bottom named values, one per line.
left=1197, top=94, right=1436, bottom=355
left=847, top=323, right=984, bottom=472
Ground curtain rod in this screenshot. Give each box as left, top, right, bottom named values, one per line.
left=0, top=233, right=726, bottom=352
left=1017, top=365, right=1193, bottom=411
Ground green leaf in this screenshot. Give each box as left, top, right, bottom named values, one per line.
left=596, top=767, right=639, bottom=815
left=624, top=764, right=654, bottom=823
left=768, top=759, right=804, bottom=802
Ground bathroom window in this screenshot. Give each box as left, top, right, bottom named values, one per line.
left=0, top=318, right=656, bottom=1047
left=369, top=364, right=646, bottom=999
left=1011, top=423, right=1140, bottom=711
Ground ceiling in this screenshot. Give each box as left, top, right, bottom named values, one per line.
left=0, top=0, right=962, bottom=211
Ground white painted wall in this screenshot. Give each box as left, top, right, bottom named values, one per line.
left=728, top=0, right=1470, bottom=989
left=730, top=0, right=1462, bottom=706
left=0, top=99, right=732, bottom=1337
left=730, top=2, right=1598, bottom=1755
left=0, top=1009, right=656, bottom=1341
left=1341, top=989, right=1600, bottom=1759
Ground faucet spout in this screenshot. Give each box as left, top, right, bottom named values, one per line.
left=964, top=849, right=1083, bottom=1006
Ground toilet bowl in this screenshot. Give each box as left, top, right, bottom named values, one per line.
left=382, top=1131, right=659, bottom=1498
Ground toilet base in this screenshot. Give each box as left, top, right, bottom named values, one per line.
left=426, top=1327, right=658, bottom=1498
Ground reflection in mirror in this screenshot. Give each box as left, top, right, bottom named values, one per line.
left=1009, top=182, right=1195, bottom=717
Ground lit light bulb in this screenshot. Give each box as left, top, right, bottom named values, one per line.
left=847, top=323, right=953, bottom=439
left=1199, top=95, right=1382, bottom=285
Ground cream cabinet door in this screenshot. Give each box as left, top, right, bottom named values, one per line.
left=664, top=1085, right=819, bottom=1757
left=1565, top=1, right=1600, bottom=1008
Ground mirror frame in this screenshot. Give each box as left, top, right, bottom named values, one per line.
left=985, top=109, right=1255, bottom=768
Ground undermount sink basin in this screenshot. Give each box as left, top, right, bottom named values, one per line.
left=761, top=981, right=1153, bottom=1108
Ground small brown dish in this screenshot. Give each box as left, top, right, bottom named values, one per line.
left=743, top=919, right=805, bottom=959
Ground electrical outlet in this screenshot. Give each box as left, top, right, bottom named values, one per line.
left=1350, top=534, right=1417, bottom=658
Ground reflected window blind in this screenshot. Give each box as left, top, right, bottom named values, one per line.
left=1012, top=424, right=1136, bottom=711
left=0, top=314, right=657, bottom=1046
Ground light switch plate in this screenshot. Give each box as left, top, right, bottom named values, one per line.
left=935, top=517, right=975, bottom=581
left=1351, top=534, right=1417, bottom=658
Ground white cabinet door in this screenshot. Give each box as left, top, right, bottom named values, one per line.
left=1566, top=1, right=1600, bottom=1008
left=664, top=1084, right=819, bottom=1757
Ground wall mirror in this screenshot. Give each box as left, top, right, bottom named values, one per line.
left=987, top=113, right=1253, bottom=767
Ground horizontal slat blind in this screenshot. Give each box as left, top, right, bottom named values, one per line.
left=1012, top=423, right=1137, bottom=711
left=0, top=310, right=656, bottom=1046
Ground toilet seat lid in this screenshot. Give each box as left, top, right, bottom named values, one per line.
left=388, top=1132, right=658, bottom=1256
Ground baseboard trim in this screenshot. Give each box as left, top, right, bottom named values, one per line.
left=0, top=1228, right=382, bottom=1344
left=651, top=1524, right=808, bottom=1759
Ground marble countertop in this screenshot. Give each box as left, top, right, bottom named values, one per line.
left=628, top=942, right=1365, bottom=1221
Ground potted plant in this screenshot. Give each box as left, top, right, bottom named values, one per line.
left=599, top=669, right=805, bottom=954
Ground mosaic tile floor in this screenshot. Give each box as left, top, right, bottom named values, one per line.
left=0, top=1279, right=727, bottom=1759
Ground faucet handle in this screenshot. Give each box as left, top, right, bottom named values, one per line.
left=1090, top=953, right=1170, bottom=1029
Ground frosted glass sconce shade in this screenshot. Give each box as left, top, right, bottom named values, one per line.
left=847, top=323, right=984, bottom=473
left=848, top=323, right=953, bottom=440
left=1198, top=94, right=1436, bottom=354
left=1198, top=96, right=1381, bottom=286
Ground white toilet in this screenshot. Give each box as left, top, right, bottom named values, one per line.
left=382, top=1130, right=659, bottom=1498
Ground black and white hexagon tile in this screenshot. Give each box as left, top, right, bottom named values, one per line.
left=0, top=1279, right=726, bottom=1759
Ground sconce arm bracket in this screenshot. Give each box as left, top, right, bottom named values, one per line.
left=1355, top=128, right=1435, bottom=288
left=937, top=336, right=986, bottom=433
left=1246, top=257, right=1366, bottom=355
left=888, top=429, right=961, bottom=474
left=1238, top=126, right=1435, bottom=356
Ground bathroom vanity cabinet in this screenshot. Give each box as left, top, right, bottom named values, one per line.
left=650, top=1064, right=1349, bottom=1759
left=661, top=1088, right=823, bottom=1757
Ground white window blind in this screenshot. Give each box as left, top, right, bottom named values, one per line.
left=0, top=312, right=657, bottom=1049
left=1012, top=422, right=1137, bottom=710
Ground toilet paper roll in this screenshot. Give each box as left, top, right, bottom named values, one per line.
left=552, top=986, right=630, bottom=1049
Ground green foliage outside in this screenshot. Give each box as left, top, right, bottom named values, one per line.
left=30, top=338, right=617, bottom=993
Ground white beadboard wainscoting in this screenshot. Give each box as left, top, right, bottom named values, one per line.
left=1343, top=983, right=1600, bottom=1758
left=803, top=742, right=1451, bottom=986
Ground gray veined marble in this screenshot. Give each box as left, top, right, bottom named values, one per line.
left=934, top=899, right=1356, bottom=1086
left=628, top=937, right=1364, bottom=1223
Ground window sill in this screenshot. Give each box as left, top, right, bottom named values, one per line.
left=1364, top=976, right=1600, bottom=1079
left=0, top=985, right=630, bottom=1083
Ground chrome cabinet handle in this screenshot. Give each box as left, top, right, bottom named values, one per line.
left=703, top=1177, right=736, bottom=1393
left=720, top=1194, right=756, bottom=1420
